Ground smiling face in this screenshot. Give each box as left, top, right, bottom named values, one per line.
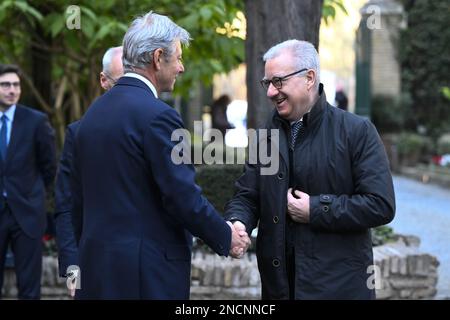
left=264, top=50, right=311, bottom=122
left=158, top=40, right=185, bottom=93
left=0, top=72, right=21, bottom=111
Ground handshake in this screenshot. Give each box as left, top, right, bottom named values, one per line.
left=226, top=221, right=251, bottom=259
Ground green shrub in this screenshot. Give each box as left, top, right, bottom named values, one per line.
left=399, top=0, right=450, bottom=138
left=397, top=132, right=427, bottom=155
left=437, top=133, right=450, bottom=155
left=372, top=226, right=396, bottom=247
left=371, top=95, right=405, bottom=133
left=195, top=164, right=244, bottom=215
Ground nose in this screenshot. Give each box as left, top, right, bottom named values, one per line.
left=267, top=83, right=279, bottom=98
left=7, top=86, right=17, bottom=94
left=179, top=62, right=185, bottom=74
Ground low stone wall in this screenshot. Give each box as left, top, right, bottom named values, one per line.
left=373, top=236, right=439, bottom=299
left=2, top=236, right=439, bottom=300
left=400, top=166, right=450, bottom=189
left=190, top=251, right=261, bottom=300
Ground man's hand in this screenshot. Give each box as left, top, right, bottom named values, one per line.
left=287, top=188, right=310, bottom=223
left=226, top=221, right=251, bottom=259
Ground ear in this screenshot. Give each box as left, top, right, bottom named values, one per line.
left=305, top=69, right=316, bottom=91
left=153, top=48, right=164, bottom=71
left=99, top=72, right=108, bottom=90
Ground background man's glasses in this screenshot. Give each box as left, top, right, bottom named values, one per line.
left=0, top=82, right=20, bottom=89
left=104, top=73, right=118, bottom=85
left=260, top=68, right=308, bottom=90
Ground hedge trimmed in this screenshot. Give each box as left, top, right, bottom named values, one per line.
left=195, top=164, right=244, bottom=215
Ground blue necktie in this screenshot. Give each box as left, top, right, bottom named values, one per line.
left=0, top=115, right=8, bottom=163
left=290, top=121, right=304, bottom=149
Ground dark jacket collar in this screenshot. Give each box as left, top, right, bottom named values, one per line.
left=271, top=83, right=327, bottom=131
left=265, top=84, right=327, bottom=168
left=115, top=76, right=156, bottom=98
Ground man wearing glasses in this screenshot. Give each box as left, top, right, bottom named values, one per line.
left=99, top=46, right=123, bottom=90
left=0, top=64, right=56, bottom=299
left=53, top=46, right=123, bottom=297
left=225, top=39, right=395, bottom=299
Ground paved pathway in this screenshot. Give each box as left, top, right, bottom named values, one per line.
left=388, top=175, right=450, bottom=299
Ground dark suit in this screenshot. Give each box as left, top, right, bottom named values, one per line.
left=54, top=121, right=80, bottom=277
left=72, top=76, right=231, bottom=299
left=0, top=105, right=56, bottom=299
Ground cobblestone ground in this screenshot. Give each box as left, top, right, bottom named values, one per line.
left=388, top=175, right=450, bottom=299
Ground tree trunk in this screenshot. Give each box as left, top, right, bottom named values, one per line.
left=245, top=0, right=323, bottom=129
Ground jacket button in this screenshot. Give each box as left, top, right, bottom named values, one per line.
left=273, top=216, right=279, bottom=224
left=323, top=205, right=329, bottom=212
left=277, top=173, right=283, bottom=180
left=272, top=259, right=280, bottom=267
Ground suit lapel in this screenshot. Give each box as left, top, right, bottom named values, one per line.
left=5, top=105, right=25, bottom=166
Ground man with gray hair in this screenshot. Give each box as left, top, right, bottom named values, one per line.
left=71, top=11, right=249, bottom=299
left=99, top=46, right=123, bottom=90
left=225, top=39, right=395, bottom=299
left=54, top=46, right=123, bottom=298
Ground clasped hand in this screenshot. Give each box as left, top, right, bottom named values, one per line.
left=226, top=221, right=251, bottom=259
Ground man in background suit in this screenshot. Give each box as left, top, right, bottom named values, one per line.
left=71, top=11, right=249, bottom=299
left=54, top=46, right=123, bottom=297
left=0, top=64, right=56, bottom=299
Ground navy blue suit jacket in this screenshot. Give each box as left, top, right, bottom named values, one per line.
left=71, top=77, right=231, bottom=299
left=0, top=105, right=56, bottom=238
left=54, top=121, right=80, bottom=277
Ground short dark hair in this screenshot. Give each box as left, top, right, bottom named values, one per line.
left=0, top=64, right=21, bottom=78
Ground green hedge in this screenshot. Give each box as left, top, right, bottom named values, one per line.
left=195, top=164, right=244, bottom=215
left=437, top=133, right=450, bottom=155
left=371, top=95, right=406, bottom=133
left=399, top=0, right=450, bottom=138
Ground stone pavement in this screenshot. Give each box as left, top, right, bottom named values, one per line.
left=388, top=175, right=450, bottom=299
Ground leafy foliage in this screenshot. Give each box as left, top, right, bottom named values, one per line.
left=399, top=0, right=450, bottom=139
left=371, top=226, right=396, bottom=247
left=371, top=94, right=407, bottom=133
left=0, top=0, right=245, bottom=146
left=322, top=0, right=348, bottom=25
left=195, top=164, right=244, bottom=215
left=437, top=133, right=450, bottom=155
left=396, top=132, right=428, bottom=156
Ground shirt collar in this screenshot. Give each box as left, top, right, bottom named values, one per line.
left=123, top=72, right=158, bottom=98
left=290, top=118, right=303, bottom=126
left=1, top=104, right=16, bottom=121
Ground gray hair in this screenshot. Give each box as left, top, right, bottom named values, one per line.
left=263, top=39, right=320, bottom=89
left=122, top=11, right=190, bottom=72
left=102, top=46, right=123, bottom=73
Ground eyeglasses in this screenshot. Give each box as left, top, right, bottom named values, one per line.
left=104, top=73, right=118, bottom=85
left=0, top=81, right=20, bottom=89
left=260, top=68, right=308, bottom=90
